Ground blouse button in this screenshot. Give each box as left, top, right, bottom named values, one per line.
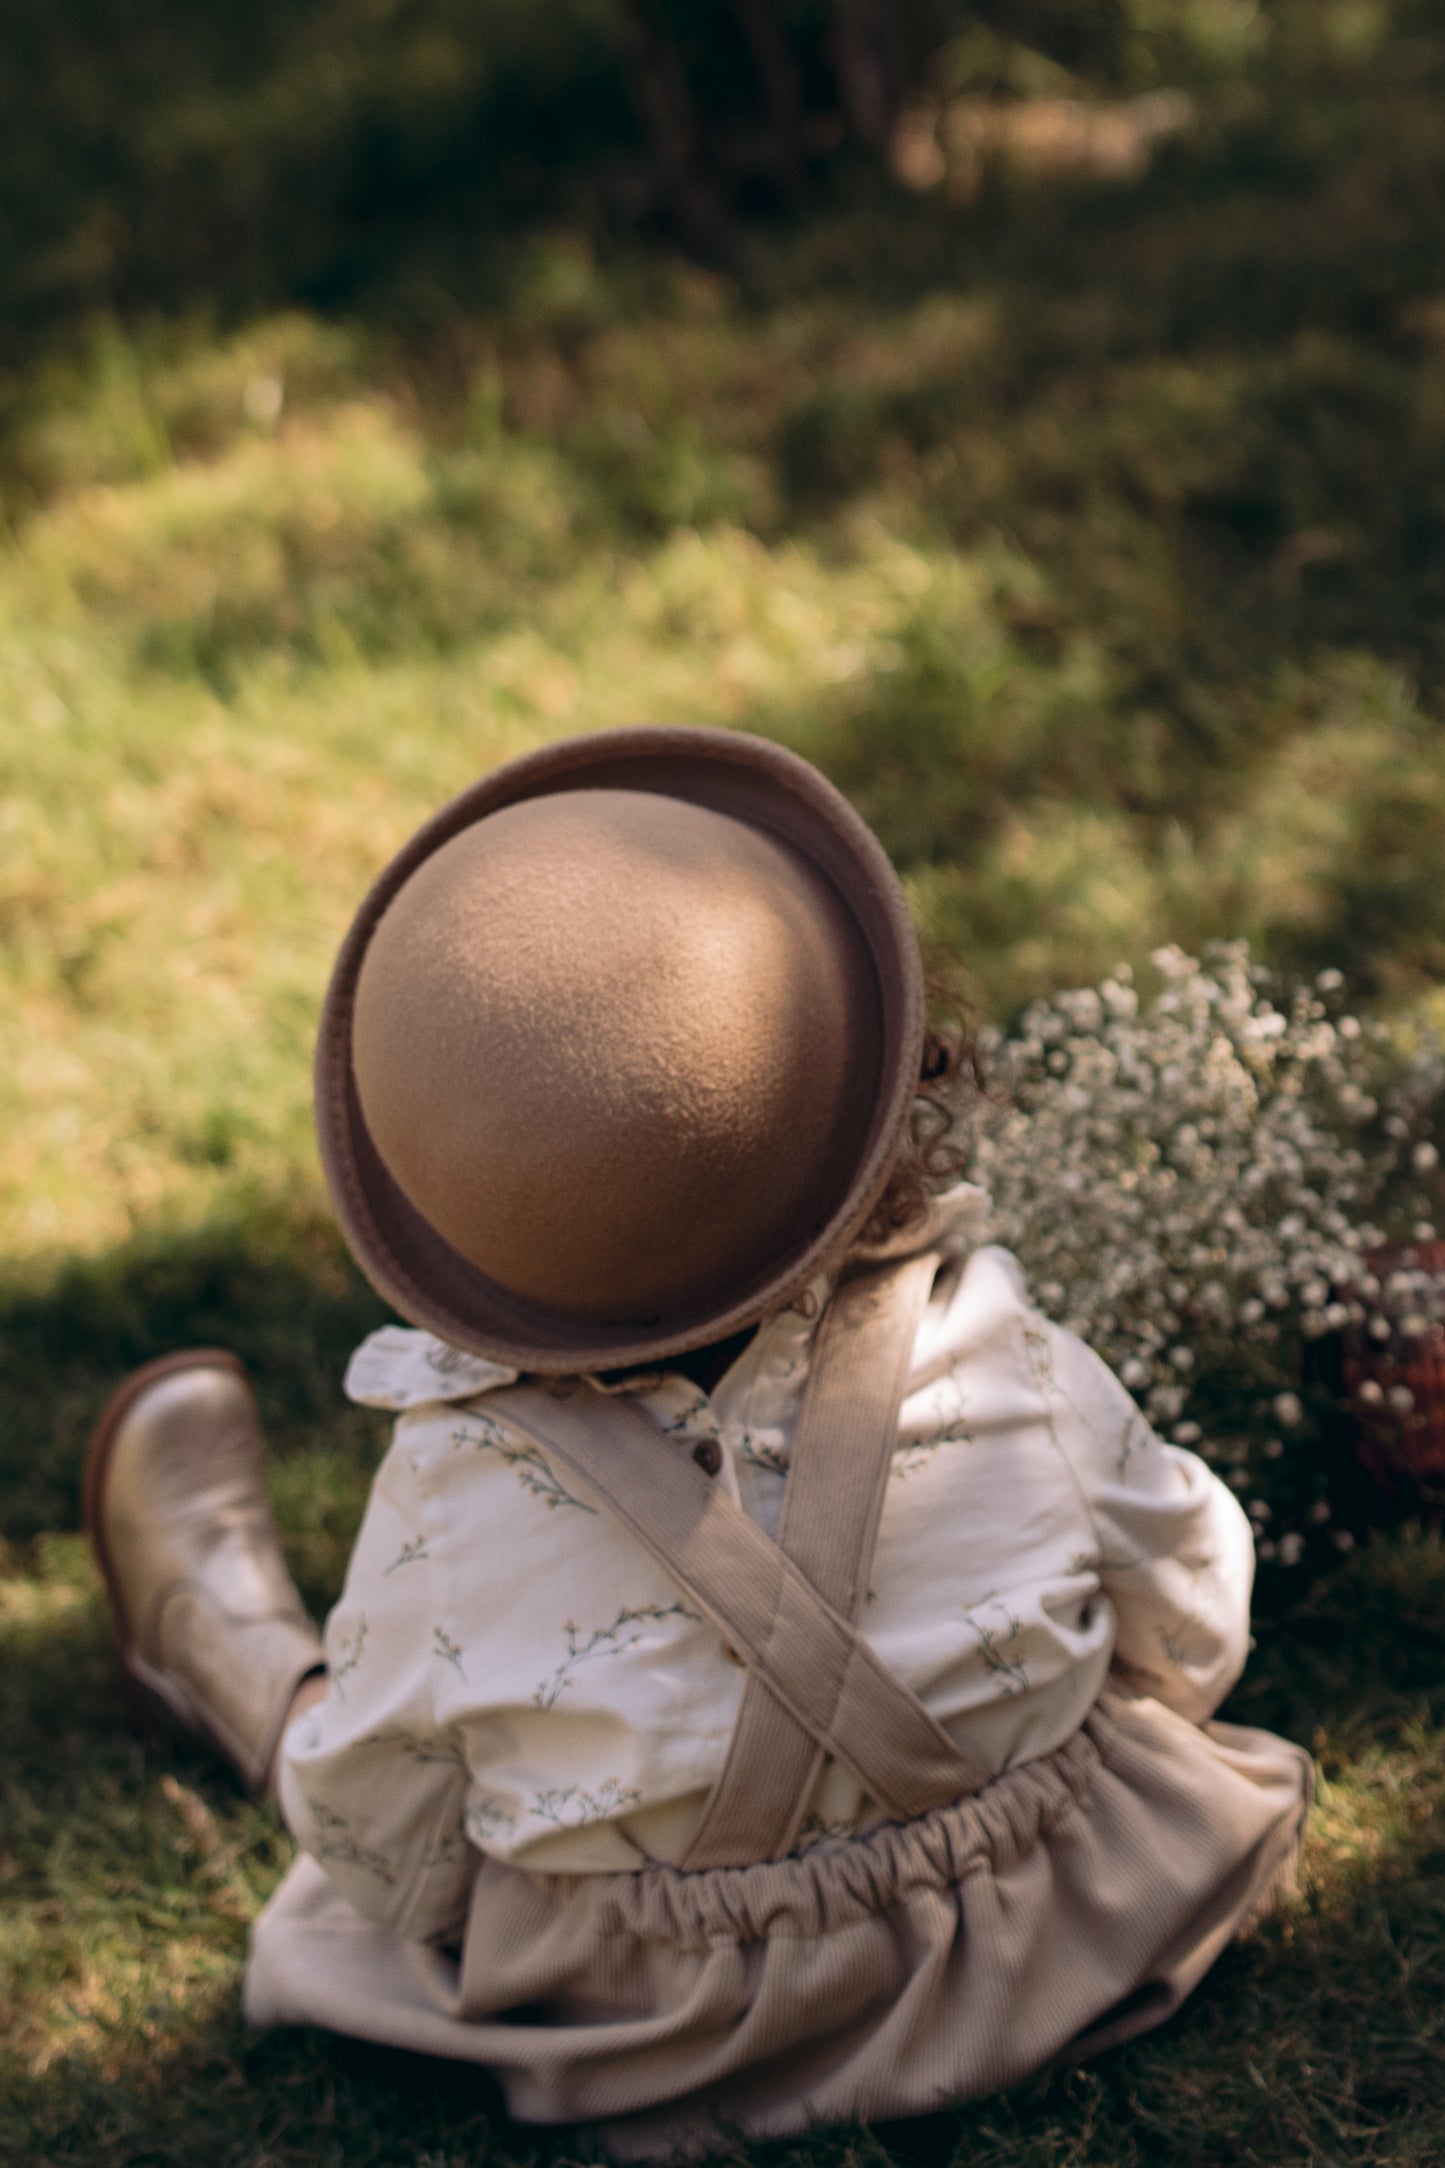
left=692, top=1439, right=722, bottom=1477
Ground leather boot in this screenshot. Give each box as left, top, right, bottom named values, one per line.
left=84, top=1350, right=325, bottom=1794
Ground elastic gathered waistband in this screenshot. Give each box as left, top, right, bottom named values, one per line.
left=520, top=1711, right=1111, bottom=1952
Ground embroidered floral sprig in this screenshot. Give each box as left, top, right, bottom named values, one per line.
left=383, top=1534, right=428, bottom=1575
left=908, top=1363, right=980, bottom=1449
left=654, top=1390, right=714, bottom=1439
left=329, top=1617, right=367, bottom=1701
left=450, top=1416, right=597, bottom=1514
left=395, top=1731, right=466, bottom=1770
left=795, top=1813, right=856, bottom=1849
left=425, top=1340, right=489, bottom=1382
left=530, top=1777, right=641, bottom=1828
left=420, top=1829, right=467, bottom=1873
left=304, top=1797, right=396, bottom=1885
left=1158, top=1618, right=1204, bottom=1668
left=737, top=1433, right=788, bottom=1476
left=467, top=1788, right=518, bottom=1842
left=1114, top=1412, right=1149, bottom=1483
left=532, top=1603, right=697, bottom=1712
left=891, top=1443, right=939, bottom=1480
left=963, top=1597, right=1029, bottom=1695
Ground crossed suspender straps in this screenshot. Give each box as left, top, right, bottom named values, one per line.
left=490, top=1252, right=987, bottom=1869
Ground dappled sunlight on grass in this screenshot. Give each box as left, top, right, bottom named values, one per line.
left=6, top=13, right=1445, bottom=2155
left=0, top=1202, right=389, bottom=1539
left=5, top=223, right=1445, bottom=1288
left=0, top=1546, right=270, bottom=2082
left=3, top=1514, right=1443, bottom=2163
left=1304, top=1742, right=1441, bottom=1903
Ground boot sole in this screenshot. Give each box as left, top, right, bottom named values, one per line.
left=82, top=1348, right=255, bottom=1770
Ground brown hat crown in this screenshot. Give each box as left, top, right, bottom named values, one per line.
left=317, top=728, right=925, bottom=1372
left=350, top=788, right=876, bottom=1324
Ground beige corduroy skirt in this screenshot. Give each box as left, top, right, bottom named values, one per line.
left=245, top=1692, right=1312, bottom=2157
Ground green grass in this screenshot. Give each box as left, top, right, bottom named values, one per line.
left=5, top=1528, right=1445, bottom=2166
left=6, top=4, right=1445, bottom=2159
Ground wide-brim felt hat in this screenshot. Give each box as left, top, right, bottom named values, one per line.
left=316, top=726, right=924, bottom=1373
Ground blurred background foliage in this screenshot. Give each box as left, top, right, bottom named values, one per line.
left=8, top=14, right=1445, bottom=2161
left=5, top=9, right=1445, bottom=1503
left=0, top=0, right=1442, bottom=1497
left=2, top=2, right=1439, bottom=341
left=0, top=1, right=1140, bottom=337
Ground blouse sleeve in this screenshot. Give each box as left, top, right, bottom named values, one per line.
left=1039, top=1318, right=1256, bottom=1723
left=276, top=1426, right=473, bottom=1944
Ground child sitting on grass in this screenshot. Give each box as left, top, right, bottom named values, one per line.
left=85, top=725, right=1311, bottom=2157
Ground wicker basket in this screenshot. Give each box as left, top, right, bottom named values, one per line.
left=1343, top=1241, right=1445, bottom=1485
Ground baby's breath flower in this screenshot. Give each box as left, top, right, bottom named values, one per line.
left=969, top=942, right=1445, bottom=1568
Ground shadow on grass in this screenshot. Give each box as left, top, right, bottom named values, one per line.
left=0, top=1194, right=393, bottom=1547
left=5, top=1523, right=1445, bottom=2166
left=1228, top=1523, right=1445, bottom=1766
left=5, top=1193, right=1444, bottom=2164
left=5, top=1768, right=1443, bottom=2168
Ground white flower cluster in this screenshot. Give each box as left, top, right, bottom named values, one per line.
left=968, top=943, right=1445, bottom=1567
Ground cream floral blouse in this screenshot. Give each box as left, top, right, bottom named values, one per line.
left=279, top=1187, right=1255, bottom=1943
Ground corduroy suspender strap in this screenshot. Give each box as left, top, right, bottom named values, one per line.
left=490, top=1254, right=986, bottom=1863
left=678, top=1250, right=947, bottom=1865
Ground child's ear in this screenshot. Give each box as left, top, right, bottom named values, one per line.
left=920, top=1031, right=951, bottom=1083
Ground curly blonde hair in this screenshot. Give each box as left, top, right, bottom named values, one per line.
left=857, top=1003, right=985, bottom=1246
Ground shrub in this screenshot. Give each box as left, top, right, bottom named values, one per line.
left=970, top=941, right=1445, bottom=1571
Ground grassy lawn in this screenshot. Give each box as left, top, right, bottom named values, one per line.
left=5, top=7, right=1445, bottom=2160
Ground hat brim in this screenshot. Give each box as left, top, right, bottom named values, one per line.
left=316, top=726, right=924, bottom=1373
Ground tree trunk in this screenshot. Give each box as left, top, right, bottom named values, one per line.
left=830, top=0, right=906, bottom=151
left=612, top=0, right=731, bottom=251
left=730, top=0, right=807, bottom=192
